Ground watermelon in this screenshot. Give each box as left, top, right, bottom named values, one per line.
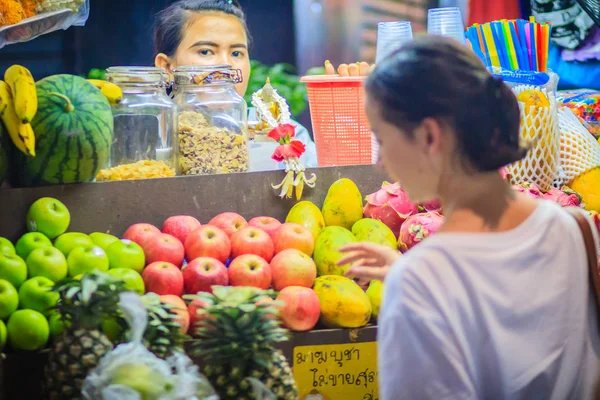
left=14, top=74, right=113, bottom=187
left=0, top=122, right=9, bottom=184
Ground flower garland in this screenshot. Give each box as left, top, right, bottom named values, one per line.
left=268, top=124, right=316, bottom=200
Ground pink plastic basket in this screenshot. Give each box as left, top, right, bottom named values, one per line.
left=301, top=75, right=373, bottom=166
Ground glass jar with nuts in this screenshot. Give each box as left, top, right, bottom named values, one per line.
left=172, top=66, right=249, bottom=176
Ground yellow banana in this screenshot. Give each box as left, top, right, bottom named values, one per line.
left=0, top=81, right=35, bottom=157
left=4, top=65, right=37, bottom=124
left=87, top=79, right=123, bottom=106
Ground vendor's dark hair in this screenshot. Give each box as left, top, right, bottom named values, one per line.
left=366, top=35, right=526, bottom=172
left=153, top=0, right=251, bottom=56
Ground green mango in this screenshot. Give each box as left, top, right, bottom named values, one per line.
left=321, top=178, right=363, bottom=230
left=313, top=226, right=356, bottom=276
left=352, top=218, right=397, bottom=249
left=366, top=280, right=384, bottom=321
left=286, top=201, right=325, bottom=240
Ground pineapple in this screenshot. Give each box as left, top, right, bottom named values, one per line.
left=43, top=273, right=127, bottom=400
left=188, top=286, right=299, bottom=400
left=141, top=293, right=188, bottom=359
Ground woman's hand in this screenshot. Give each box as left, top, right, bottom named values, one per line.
left=338, top=242, right=401, bottom=283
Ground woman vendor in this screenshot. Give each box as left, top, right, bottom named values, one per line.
left=153, top=0, right=318, bottom=171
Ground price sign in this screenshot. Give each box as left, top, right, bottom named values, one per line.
left=293, top=342, right=379, bottom=400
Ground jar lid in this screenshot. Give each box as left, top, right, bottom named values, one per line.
left=106, top=67, right=170, bottom=86
left=173, top=65, right=243, bottom=85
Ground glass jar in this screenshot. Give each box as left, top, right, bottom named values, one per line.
left=172, top=65, right=249, bottom=176
left=96, top=67, right=178, bottom=182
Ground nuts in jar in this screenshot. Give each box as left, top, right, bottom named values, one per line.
left=178, top=110, right=249, bottom=175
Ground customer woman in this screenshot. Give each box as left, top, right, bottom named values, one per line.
left=339, top=35, right=600, bottom=399
left=153, top=0, right=317, bottom=170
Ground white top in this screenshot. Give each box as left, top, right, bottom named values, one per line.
left=379, top=201, right=600, bottom=400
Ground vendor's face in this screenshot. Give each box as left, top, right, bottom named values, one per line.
left=156, top=12, right=251, bottom=96
left=366, top=96, right=444, bottom=204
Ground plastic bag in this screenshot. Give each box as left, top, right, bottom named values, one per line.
left=0, top=0, right=90, bottom=50
left=557, top=89, right=600, bottom=137
left=82, top=292, right=218, bottom=400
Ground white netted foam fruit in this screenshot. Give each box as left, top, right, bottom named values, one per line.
left=506, top=86, right=560, bottom=192
left=553, top=107, right=600, bottom=187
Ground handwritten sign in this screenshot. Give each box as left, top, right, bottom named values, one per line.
left=293, top=342, right=379, bottom=400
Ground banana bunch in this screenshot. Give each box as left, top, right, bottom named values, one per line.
left=0, top=65, right=37, bottom=157
left=87, top=80, right=123, bottom=106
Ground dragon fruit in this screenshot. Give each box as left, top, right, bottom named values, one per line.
left=542, top=187, right=583, bottom=207
left=589, top=211, right=600, bottom=234
left=419, top=198, right=442, bottom=213
left=398, top=212, right=445, bottom=252
left=363, top=182, right=419, bottom=238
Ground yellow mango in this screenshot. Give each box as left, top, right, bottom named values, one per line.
left=286, top=201, right=325, bottom=240
left=313, top=275, right=372, bottom=328
left=516, top=89, right=550, bottom=109
left=366, top=280, right=384, bottom=321
left=352, top=218, right=396, bottom=249
left=569, top=167, right=600, bottom=212
left=321, top=178, right=363, bottom=229
left=313, top=226, right=356, bottom=276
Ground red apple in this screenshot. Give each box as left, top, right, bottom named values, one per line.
left=183, top=257, right=228, bottom=294
left=187, top=298, right=210, bottom=336
left=162, top=216, right=201, bottom=245
left=142, top=262, right=184, bottom=296
left=159, top=295, right=189, bottom=334
left=270, top=249, right=317, bottom=291
left=273, top=223, right=315, bottom=256
left=184, top=226, right=231, bottom=264
left=276, top=286, right=320, bottom=331
left=123, top=223, right=161, bottom=247
left=230, top=227, right=274, bottom=262
left=248, top=216, right=282, bottom=237
left=228, top=254, right=272, bottom=289
left=208, top=212, right=248, bottom=237
left=143, top=233, right=185, bottom=267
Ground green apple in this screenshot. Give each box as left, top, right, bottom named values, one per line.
left=107, top=268, right=145, bottom=295
left=0, top=253, right=27, bottom=288
left=111, top=363, right=167, bottom=399
left=67, top=245, right=109, bottom=277
left=48, top=311, right=69, bottom=338
left=0, top=237, right=15, bottom=256
left=15, top=232, right=52, bottom=260
left=26, top=197, right=70, bottom=240
left=89, top=232, right=120, bottom=251
left=101, top=317, right=123, bottom=342
left=7, top=309, right=49, bottom=351
left=0, top=320, right=6, bottom=350
left=0, top=279, right=19, bottom=319
left=106, top=239, right=145, bottom=273
left=54, top=232, right=93, bottom=257
left=18, top=277, right=59, bottom=315
left=26, top=247, right=68, bottom=282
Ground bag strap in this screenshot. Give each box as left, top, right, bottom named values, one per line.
left=566, top=208, right=600, bottom=315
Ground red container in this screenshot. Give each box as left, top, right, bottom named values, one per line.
left=301, top=75, right=373, bottom=166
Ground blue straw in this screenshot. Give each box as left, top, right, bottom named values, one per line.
left=491, top=22, right=509, bottom=69
left=509, top=22, right=526, bottom=71
left=516, top=19, right=530, bottom=70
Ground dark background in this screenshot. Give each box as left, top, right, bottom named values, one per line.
left=0, top=0, right=298, bottom=79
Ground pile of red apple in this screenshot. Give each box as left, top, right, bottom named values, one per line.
left=127, top=212, right=321, bottom=333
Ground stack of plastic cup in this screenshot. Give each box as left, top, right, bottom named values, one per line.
left=427, top=7, right=466, bottom=45
left=373, top=21, right=414, bottom=163
left=376, top=21, right=414, bottom=63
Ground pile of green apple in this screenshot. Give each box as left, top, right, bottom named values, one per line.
left=0, top=197, right=146, bottom=352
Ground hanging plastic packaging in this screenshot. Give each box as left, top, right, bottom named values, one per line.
left=0, top=0, right=90, bottom=50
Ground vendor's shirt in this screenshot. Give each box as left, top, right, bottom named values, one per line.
left=378, top=201, right=600, bottom=399
left=248, top=118, right=318, bottom=172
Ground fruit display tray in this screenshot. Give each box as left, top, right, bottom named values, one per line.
left=0, top=165, right=385, bottom=398
left=0, top=165, right=386, bottom=242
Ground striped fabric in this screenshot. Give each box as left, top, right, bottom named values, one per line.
left=360, top=0, right=433, bottom=62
